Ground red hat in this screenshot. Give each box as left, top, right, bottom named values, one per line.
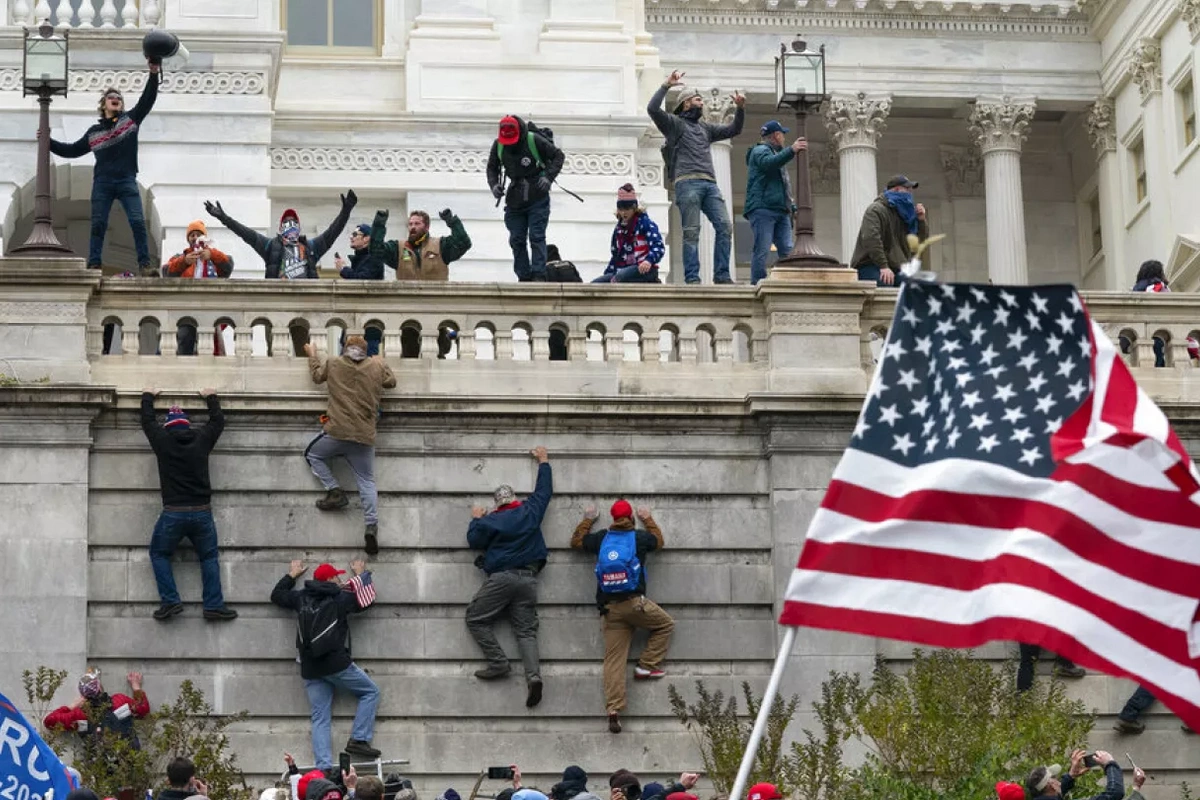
left=498, top=116, right=521, bottom=146
left=298, top=769, right=325, bottom=800
left=610, top=499, right=633, bottom=520
left=995, top=782, right=1025, bottom=800
left=280, top=208, right=299, bottom=225
left=747, top=784, right=782, bottom=800
left=313, top=563, right=346, bottom=582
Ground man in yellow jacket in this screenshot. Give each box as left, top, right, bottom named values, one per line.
left=303, top=335, right=397, bottom=555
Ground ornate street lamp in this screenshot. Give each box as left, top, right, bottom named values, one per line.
left=773, top=38, right=840, bottom=270
left=11, top=21, right=73, bottom=256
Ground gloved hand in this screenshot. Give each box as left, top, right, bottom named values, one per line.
left=203, top=200, right=226, bottom=221
left=535, top=177, right=552, bottom=194
left=341, top=189, right=358, bottom=209
left=491, top=184, right=504, bottom=200
left=439, top=208, right=454, bottom=224
left=375, top=208, right=389, bottom=222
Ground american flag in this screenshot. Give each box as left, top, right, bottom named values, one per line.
left=345, top=572, right=376, bottom=608
left=780, top=281, right=1200, bottom=729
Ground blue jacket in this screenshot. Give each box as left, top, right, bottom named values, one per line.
left=50, top=72, right=159, bottom=182
left=743, top=141, right=795, bottom=218
left=468, top=463, right=553, bottom=574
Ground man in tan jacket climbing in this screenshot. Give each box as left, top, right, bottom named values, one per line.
left=303, top=334, right=397, bottom=555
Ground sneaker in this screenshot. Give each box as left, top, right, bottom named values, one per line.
left=1114, top=718, right=1145, bottom=734
left=634, top=666, right=665, bottom=680
left=153, top=602, right=184, bottom=621
left=345, top=739, right=381, bottom=760
left=714, top=278, right=735, bottom=285
left=685, top=278, right=701, bottom=285
left=364, top=523, right=379, bottom=556
left=203, top=606, right=238, bottom=622
left=316, top=488, right=349, bottom=511
left=474, top=665, right=512, bottom=680
left=525, top=677, right=543, bottom=708
left=608, top=712, right=622, bottom=734
left=1053, top=662, right=1086, bottom=679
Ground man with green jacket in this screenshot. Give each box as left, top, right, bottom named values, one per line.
left=368, top=207, right=472, bottom=282
left=849, top=176, right=929, bottom=286
left=744, top=121, right=807, bottom=285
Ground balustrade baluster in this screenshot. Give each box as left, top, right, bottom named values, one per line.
left=420, top=330, right=439, bottom=360
left=382, top=330, right=401, bottom=358
left=494, top=330, right=514, bottom=361
left=531, top=331, right=550, bottom=361
left=159, top=324, right=177, bottom=357
left=33, top=0, right=51, bottom=23
left=97, top=0, right=116, bottom=27
left=715, top=334, right=734, bottom=362
left=121, top=326, right=138, bottom=356
left=13, top=0, right=33, bottom=26
left=271, top=329, right=292, bottom=358
left=458, top=331, right=476, bottom=360
left=604, top=333, right=624, bottom=362
left=568, top=330, right=586, bottom=361
left=640, top=332, right=659, bottom=362
left=52, top=0, right=74, bottom=26
left=77, top=0, right=94, bottom=26
left=120, top=0, right=136, bottom=26
left=86, top=325, right=103, bottom=356
left=678, top=335, right=698, bottom=364
left=234, top=327, right=252, bottom=358
left=140, top=0, right=158, bottom=25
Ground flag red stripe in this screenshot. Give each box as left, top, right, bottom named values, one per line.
left=1050, top=461, right=1200, bottom=527
left=796, top=540, right=1193, bottom=663
left=1099, top=356, right=1139, bottom=432
left=1051, top=393, right=1093, bottom=462
left=822, top=480, right=1200, bottom=593
left=776, top=600, right=1200, bottom=732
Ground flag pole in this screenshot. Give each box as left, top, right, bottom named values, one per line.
left=728, top=626, right=798, bottom=800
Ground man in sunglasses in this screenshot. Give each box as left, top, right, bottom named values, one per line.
left=50, top=59, right=161, bottom=274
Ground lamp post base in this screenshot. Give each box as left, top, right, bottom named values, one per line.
left=10, top=221, right=73, bottom=256
left=774, top=232, right=842, bottom=270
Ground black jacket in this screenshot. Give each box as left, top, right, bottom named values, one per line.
left=486, top=117, right=565, bottom=211
left=157, top=789, right=194, bottom=800
left=50, top=72, right=159, bottom=181
left=340, top=246, right=386, bottom=280
left=213, top=195, right=355, bottom=279
left=270, top=576, right=367, bottom=679
left=140, top=394, right=224, bottom=508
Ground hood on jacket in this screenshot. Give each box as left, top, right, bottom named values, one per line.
left=302, top=579, right=344, bottom=597
left=551, top=782, right=589, bottom=800
left=305, top=779, right=341, bottom=800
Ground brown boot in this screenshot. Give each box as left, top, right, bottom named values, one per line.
left=316, top=488, right=348, bottom=510
left=608, top=712, right=621, bottom=734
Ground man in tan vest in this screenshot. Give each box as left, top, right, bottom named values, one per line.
left=368, top=207, right=472, bottom=281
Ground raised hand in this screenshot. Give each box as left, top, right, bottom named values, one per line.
left=198, top=388, right=217, bottom=398
left=665, top=70, right=685, bottom=86
left=584, top=504, right=597, bottom=519
left=439, top=208, right=454, bottom=223
left=203, top=200, right=226, bottom=220
left=472, top=505, right=487, bottom=519
left=288, top=559, right=307, bottom=578
left=530, top=446, right=549, bottom=463
left=342, top=189, right=358, bottom=208
left=303, top=342, right=316, bottom=358
left=732, top=91, right=746, bottom=108
left=637, top=506, right=652, bottom=521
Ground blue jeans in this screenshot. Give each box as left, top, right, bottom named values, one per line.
left=747, top=209, right=793, bottom=285
left=149, top=510, right=225, bottom=610
left=855, top=264, right=904, bottom=287
left=592, top=265, right=660, bottom=283
left=505, top=197, right=551, bottom=280
left=676, top=179, right=732, bottom=283
left=1119, top=685, right=1156, bottom=722
left=90, top=177, right=150, bottom=268
left=304, top=664, right=381, bottom=768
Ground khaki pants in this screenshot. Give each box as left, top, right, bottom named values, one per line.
left=601, top=596, right=674, bottom=713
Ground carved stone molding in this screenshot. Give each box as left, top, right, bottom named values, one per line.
left=637, top=163, right=664, bottom=188
left=645, top=6, right=1091, bottom=35
left=0, top=69, right=266, bottom=95
left=807, top=142, right=840, bottom=194
left=968, top=95, right=1036, bottom=155
left=1182, top=0, right=1200, bottom=41
left=1127, top=39, right=1162, bottom=100
left=0, top=302, right=85, bottom=324
left=1085, top=97, right=1117, bottom=156
left=699, top=87, right=739, bottom=126
left=823, top=92, right=892, bottom=152
left=769, top=310, right=861, bottom=334
left=272, top=148, right=635, bottom=176
left=939, top=144, right=984, bottom=198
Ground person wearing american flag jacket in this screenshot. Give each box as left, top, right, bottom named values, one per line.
left=271, top=557, right=380, bottom=769
left=50, top=59, right=161, bottom=275
left=593, top=184, right=665, bottom=284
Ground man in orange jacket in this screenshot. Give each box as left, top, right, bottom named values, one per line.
left=166, top=220, right=234, bottom=355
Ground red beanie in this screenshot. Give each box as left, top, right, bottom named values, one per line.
left=298, top=769, right=324, bottom=800
left=616, top=183, right=638, bottom=207
left=610, top=499, right=633, bottom=520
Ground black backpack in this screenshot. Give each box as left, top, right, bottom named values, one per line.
left=546, top=259, right=582, bottom=283
left=297, top=593, right=348, bottom=658
left=496, top=121, right=555, bottom=170
left=660, top=138, right=678, bottom=185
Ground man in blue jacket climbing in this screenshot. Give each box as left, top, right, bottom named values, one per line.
left=466, top=445, right=552, bottom=708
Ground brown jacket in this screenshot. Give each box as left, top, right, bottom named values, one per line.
left=849, top=194, right=929, bottom=271
left=309, top=354, right=397, bottom=446
left=396, top=236, right=448, bottom=281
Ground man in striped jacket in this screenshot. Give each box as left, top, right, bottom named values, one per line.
left=50, top=60, right=160, bottom=274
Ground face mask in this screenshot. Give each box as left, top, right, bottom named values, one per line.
left=681, top=107, right=703, bottom=122
left=280, top=220, right=300, bottom=243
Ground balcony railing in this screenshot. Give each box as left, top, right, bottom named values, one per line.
left=9, top=0, right=160, bottom=28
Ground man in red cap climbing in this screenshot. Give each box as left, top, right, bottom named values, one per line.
left=203, top=191, right=357, bottom=279
left=271, top=556, right=380, bottom=769
left=486, top=115, right=564, bottom=281
left=571, top=499, right=674, bottom=733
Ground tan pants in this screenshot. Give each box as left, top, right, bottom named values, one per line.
left=601, top=596, right=674, bottom=713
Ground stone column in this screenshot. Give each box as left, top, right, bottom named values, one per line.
left=969, top=95, right=1036, bottom=285
left=698, top=91, right=737, bottom=283
left=823, top=93, right=892, bottom=264
left=1086, top=98, right=1124, bottom=290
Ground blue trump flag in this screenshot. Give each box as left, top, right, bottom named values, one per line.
left=0, top=690, right=77, bottom=799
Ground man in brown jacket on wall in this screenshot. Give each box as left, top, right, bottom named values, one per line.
left=303, top=334, right=397, bottom=555
left=849, top=175, right=928, bottom=286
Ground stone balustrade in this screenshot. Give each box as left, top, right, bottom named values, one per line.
left=9, top=0, right=159, bottom=28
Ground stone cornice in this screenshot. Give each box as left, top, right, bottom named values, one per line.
left=823, top=92, right=891, bottom=152
left=969, top=95, right=1036, bottom=155
left=1085, top=97, right=1117, bottom=156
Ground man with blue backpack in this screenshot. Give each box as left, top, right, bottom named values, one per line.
left=571, top=500, right=674, bottom=733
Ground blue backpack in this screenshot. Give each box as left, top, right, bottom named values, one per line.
left=595, top=529, right=643, bottom=594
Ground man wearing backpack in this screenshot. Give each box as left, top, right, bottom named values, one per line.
left=647, top=70, right=744, bottom=284
left=486, top=116, right=565, bottom=282
left=270, top=557, right=380, bottom=768
left=466, top=446, right=553, bottom=708
left=571, top=500, right=673, bottom=733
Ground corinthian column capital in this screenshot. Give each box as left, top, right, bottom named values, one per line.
left=1085, top=97, right=1117, bottom=157
left=822, top=92, right=892, bottom=152
left=969, top=95, right=1036, bottom=156
left=1127, top=38, right=1162, bottom=100
left=699, top=88, right=739, bottom=126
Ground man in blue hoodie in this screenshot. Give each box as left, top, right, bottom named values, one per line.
left=466, top=446, right=553, bottom=707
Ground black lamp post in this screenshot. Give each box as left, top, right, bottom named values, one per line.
left=11, top=21, right=73, bottom=256
left=773, top=38, right=840, bottom=270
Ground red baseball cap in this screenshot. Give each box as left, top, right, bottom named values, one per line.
left=995, top=782, right=1025, bottom=800
left=747, top=784, right=782, bottom=800
left=610, top=499, right=633, bottom=520
left=665, top=794, right=697, bottom=800
left=298, top=769, right=325, bottom=800
left=498, top=115, right=521, bottom=146
left=313, top=563, right=346, bottom=582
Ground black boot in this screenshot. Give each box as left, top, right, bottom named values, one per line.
left=474, top=664, right=512, bottom=680
left=525, top=677, right=543, bottom=708
left=364, top=523, right=379, bottom=556
left=203, top=606, right=239, bottom=622
left=153, top=603, right=184, bottom=621
left=316, top=488, right=348, bottom=510
left=345, top=739, right=381, bottom=759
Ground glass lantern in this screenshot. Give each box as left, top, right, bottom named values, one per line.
left=23, top=24, right=69, bottom=97
left=774, top=40, right=826, bottom=109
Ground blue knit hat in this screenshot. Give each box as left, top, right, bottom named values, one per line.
left=164, top=405, right=190, bottom=428
left=355, top=223, right=371, bottom=237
